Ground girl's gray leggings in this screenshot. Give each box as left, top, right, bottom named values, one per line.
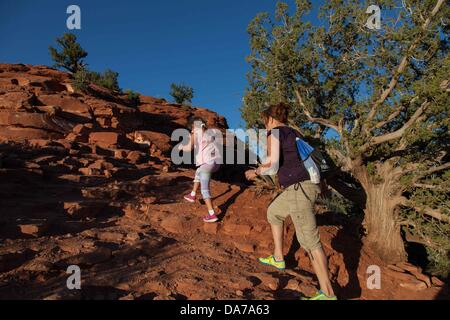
left=194, top=163, right=220, bottom=200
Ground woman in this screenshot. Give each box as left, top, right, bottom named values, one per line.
left=245, top=103, right=337, bottom=300
left=179, top=118, right=221, bottom=223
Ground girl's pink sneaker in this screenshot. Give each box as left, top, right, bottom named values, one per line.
left=184, top=194, right=196, bottom=203
left=203, top=214, right=218, bottom=223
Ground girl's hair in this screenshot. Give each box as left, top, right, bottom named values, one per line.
left=261, top=102, right=289, bottom=124
left=187, top=117, right=207, bottom=131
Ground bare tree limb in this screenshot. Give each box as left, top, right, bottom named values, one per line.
left=412, top=163, right=450, bottom=184
left=422, top=162, right=450, bottom=176
left=414, top=183, right=450, bottom=191
left=404, top=229, right=440, bottom=250
left=372, top=96, right=419, bottom=130
left=372, top=107, right=404, bottom=130
left=420, top=206, right=450, bottom=223
left=362, top=101, right=430, bottom=151
left=399, top=197, right=450, bottom=223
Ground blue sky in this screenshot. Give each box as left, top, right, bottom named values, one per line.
left=0, top=0, right=319, bottom=129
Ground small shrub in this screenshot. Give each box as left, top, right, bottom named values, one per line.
left=72, top=68, right=91, bottom=93
left=170, top=83, right=194, bottom=104
left=87, top=70, right=120, bottom=92
left=125, top=89, right=141, bottom=107
left=96, top=69, right=120, bottom=92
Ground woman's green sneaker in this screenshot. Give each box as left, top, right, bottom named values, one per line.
left=301, top=290, right=338, bottom=300
left=258, top=255, right=286, bottom=270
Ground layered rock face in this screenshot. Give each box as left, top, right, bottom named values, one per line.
left=0, top=63, right=227, bottom=150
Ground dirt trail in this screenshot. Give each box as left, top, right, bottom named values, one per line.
left=0, top=166, right=447, bottom=300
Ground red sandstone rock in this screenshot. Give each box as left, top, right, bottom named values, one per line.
left=160, top=216, right=186, bottom=234
left=79, top=167, right=102, bottom=176
left=89, top=132, right=123, bottom=148
left=0, top=92, right=37, bottom=110
left=38, top=94, right=92, bottom=119
left=18, top=223, right=48, bottom=237
left=399, top=279, right=428, bottom=291
left=253, top=273, right=279, bottom=291
left=114, top=149, right=128, bottom=159
left=127, top=150, right=146, bottom=164
left=431, top=276, right=445, bottom=287
left=203, top=223, right=219, bottom=235
left=411, top=271, right=432, bottom=288
left=63, top=201, right=106, bottom=219
left=233, top=241, right=255, bottom=253
left=223, top=223, right=251, bottom=237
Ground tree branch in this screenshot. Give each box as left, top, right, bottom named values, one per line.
left=399, top=197, right=450, bottom=223
left=372, top=96, right=419, bottom=130
left=294, top=89, right=340, bottom=133
left=362, top=100, right=430, bottom=151
left=420, top=206, right=450, bottom=223
left=372, top=107, right=404, bottom=130
left=365, top=0, right=445, bottom=127
left=413, top=183, right=449, bottom=192
left=423, top=162, right=450, bottom=176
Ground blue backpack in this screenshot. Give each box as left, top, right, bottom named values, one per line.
left=295, top=136, right=331, bottom=183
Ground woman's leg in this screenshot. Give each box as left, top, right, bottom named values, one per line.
left=266, top=190, right=290, bottom=261
left=309, top=248, right=335, bottom=297
left=270, top=223, right=284, bottom=261
left=292, top=182, right=335, bottom=297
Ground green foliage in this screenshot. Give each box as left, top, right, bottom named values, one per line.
left=318, top=192, right=360, bottom=218
left=242, top=0, right=449, bottom=269
left=71, top=68, right=91, bottom=93
left=426, top=245, right=450, bottom=279
left=51, top=33, right=121, bottom=93
left=402, top=205, right=450, bottom=279
left=71, top=68, right=121, bottom=93
left=49, top=33, right=88, bottom=73
left=125, top=89, right=141, bottom=107
left=90, top=69, right=121, bottom=92
left=170, top=83, right=194, bottom=104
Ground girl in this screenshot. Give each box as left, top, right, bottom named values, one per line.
left=179, top=118, right=222, bottom=223
left=245, top=103, right=337, bottom=300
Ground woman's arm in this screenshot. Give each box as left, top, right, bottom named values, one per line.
left=256, top=133, right=280, bottom=175
left=246, top=132, right=280, bottom=180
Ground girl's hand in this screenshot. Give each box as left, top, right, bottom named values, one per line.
left=245, top=169, right=257, bottom=181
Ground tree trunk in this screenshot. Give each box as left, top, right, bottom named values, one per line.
left=362, top=182, right=407, bottom=264
left=349, top=160, right=407, bottom=264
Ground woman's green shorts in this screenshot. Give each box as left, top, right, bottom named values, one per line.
left=267, top=180, right=322, bottom=253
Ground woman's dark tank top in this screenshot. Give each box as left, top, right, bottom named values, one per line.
left=269, top=126, right=309, bottom=188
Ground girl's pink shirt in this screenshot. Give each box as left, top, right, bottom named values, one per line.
left=195, top=130, right=220, bottom=166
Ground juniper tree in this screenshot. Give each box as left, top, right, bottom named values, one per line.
left=170, top=83, right=194, bottom=104
left=242, top=0, right=449, bottom=271
left=49, top=33, right=88, bottom=73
